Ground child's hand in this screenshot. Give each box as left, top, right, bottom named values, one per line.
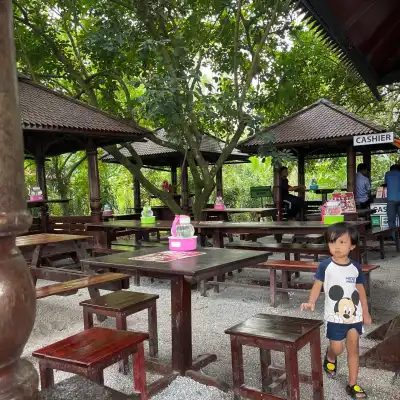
left=301, top=302, right=315, bottom=312
left=363, top=312, right=372, bottom=325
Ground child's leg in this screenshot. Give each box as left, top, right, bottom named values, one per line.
left=327, top=339, right=343, bottom=361
left=346, top=328, right=361, bottom=387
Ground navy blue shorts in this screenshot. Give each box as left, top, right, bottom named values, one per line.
left=326, top=322, right=363, bottom=341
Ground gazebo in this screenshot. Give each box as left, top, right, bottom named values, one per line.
left=297, top=1, right=400, bottom=100
left=19, top=75, right=151, bottom=224
left=101, top=129, right=250, bottom=212
left=238, top=98, right=393, bottom=218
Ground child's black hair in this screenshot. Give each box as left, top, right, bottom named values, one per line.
left=325, top=222, right=359, bottom=245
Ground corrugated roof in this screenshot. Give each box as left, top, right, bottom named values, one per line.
left=239, top=98, right=385, bottom=149
left=19, top=76, right=150, bottom=136
left=101, top=129, right=249, bottom=165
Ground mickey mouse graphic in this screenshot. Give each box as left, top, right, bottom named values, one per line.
left=327, top=285, right=362, bottom=324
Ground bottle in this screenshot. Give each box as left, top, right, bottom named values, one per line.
left=310, top=178, right=318, bottom=190
left=175, top=215, right=195, bottom=238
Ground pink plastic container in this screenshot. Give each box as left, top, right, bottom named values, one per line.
left=30, top=195, right=43, bottom=201
left=168, top=236, right=197, bottom=251
left=214, top=204, right=225, bottom=210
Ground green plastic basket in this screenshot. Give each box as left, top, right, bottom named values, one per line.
left=323, top=215, right=344, bottom=225
left=141, top=216, right=155, bottom=224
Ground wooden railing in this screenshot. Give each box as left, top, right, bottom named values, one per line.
left=47, top=216, right=93, bottom=236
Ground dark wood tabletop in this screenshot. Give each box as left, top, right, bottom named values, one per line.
left=225, top=313, right=323, bottom=343
left=202, top=207, right=276, bottom=213
left=82, top=246, right=269, bottom=279
left=85, top=220, right=172, bottom=231
left=16, top=233, right=90, bottom=248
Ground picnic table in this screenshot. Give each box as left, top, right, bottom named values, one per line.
left=81, top=246, right=270, bottom=377
left=201, top=207, right=276, bottom=221
left=195, top=220, right=369, bottom=253
left=17, top=233, right=90, bottom=282
left=86, top=220, right=173, bottom=248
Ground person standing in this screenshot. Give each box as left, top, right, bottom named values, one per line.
left=385, top=164, right=400, bottom=234
left=355, top=163, right=371, bottom=208
left=279, top=166, right=306, bottom=220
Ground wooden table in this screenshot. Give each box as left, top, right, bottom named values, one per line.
left=195, top=220, right=369, bottom=250
left=17, top=233, right=90, bottom=282
left=201, top=207, right=276, bottom=221
left=27, top=199, right=70, bottom=208
left=86, top=220, right=173, bottom=248
left=81, top=246, right=270, bottom=377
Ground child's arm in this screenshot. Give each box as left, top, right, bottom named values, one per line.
left=301, top=280, right=323, bottom=311
left=356, top=283, right=372, bottom=325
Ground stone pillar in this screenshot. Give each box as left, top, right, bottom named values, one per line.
left=0, top=0, right=39, bottom=397
left=216, top=167, right=223, bottom=197
left=347, top=145, right=356, bottom=193
left=181, top=161, right=189, bottom=213
left=133, top=176, right=141, bottom=213
left=86, top=142, right=102, bottom=223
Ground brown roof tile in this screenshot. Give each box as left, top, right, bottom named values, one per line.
left=101, top=129, right=249, bottom=165
left=239, top=98, right=385, bottom=149
left=19, top=76, right=150, bottom=136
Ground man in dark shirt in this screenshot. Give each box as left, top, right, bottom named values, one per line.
left=280, top=166, right=306, bottom=220
left=385, top=164, right=400, bottom=235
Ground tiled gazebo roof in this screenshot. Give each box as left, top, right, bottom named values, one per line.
left=101, top=129, right=249, bottom=166
left=20, top=76, right=150, bottom=156
left=239, top=98, right=386, bottom=156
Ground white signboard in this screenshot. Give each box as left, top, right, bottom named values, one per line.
left=353, top=132, right=394, bottom=146
left=370, top=203, right=387, bottom=215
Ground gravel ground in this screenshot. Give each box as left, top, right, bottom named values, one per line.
left=24, top=238, right=400, bottom=399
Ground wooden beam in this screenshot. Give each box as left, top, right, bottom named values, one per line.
left=86, top=142, right=102, bottom=223
left=273, top=166, right=282, bottom=221
left=347, top=145, right=356, bottom=193
left=362, top=148, right=372, bottom=180
left=0, top=0, right=39, bottom=396
left=171, top=166, right=177, bottom=194
left=133, top=176, right=141, bottom=213
left=216, top=167, right=223, bottom=197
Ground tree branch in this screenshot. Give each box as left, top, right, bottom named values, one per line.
left=233, top=0, right=242, bottom=103
left=65, top=154, right=87, bottom=181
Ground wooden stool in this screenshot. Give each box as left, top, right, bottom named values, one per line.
left=32, top=327, right=148, bottom=400
left=225, top=314, right=324, bottom=400
left=80, top=290, right=159, bottom=372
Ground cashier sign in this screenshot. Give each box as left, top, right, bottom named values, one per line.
left=353, top=132, right=394, bottom=146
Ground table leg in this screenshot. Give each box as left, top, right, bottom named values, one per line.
left=212, top=229, right=223, bottom=248
left=133, top=342, right=148, bottom=400
left=284, top=347, right=300, bottom=400
left=230, top=336, right=244, bottom=399
left=31, top=244, right=44, bottom=285
left=270, top=269, right=277, bottom=307
left=74, top=240, right=89, bottom=270
left=148, top=303, right=159, bottom=358
left=281, top=270, right=289, bottom=303
left=83, top=308, right=94, bottom=330
left=116, top=312, right=129, bottom=374
left=171, top=277, right=192, bottom=375
left=260, top=348, right=272, bottom=392
left=39, top=362, right=54, bottom=390
left=379, top=236, right=385, bottom=259
left=310, top=331, right=324, bottom=400
left=396, top=229, right=400, bottom=252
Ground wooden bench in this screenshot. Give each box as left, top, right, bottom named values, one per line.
left=259, top=260, right=379, bottom=308
left=111, top=239, right=165, bottom=249
left=363, top=226, right=400, bottom=259
left=36, top=273, right=130, bottom=299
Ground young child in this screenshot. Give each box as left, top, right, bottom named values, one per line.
left=301, top=222, right=371, bottom=399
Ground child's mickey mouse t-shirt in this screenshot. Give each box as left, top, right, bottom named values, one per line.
left=315, top=258, right=365, bottom=324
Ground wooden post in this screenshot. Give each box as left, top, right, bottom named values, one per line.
left=0, top=0, right=39, bottom=396
left=86, top=142, right=102, bottom=223
left=273, top=166, right=282, bottom=221
left=216, top=167, right=223, bottom=197
left=298, top=153, right=305, bottom=221
left=35, top=143, right=49, bottom=232
left=347, top=145, right=356, bottom=193
left=133, top=176, right=141, bottom=213
left=363, top=148, right=372, bottom=180
left=170, top=166, right=177, bottom=194
left=181, top=160, right=189, bottom=213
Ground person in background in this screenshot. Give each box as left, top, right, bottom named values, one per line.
left=355, top=163, right=371, bottom=208
left=384, top=164, right=400, bottom=237
left=279, top=166, right=306, bottom=220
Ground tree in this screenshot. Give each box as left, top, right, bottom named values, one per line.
left=14, top=0, right=297, bottom=218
